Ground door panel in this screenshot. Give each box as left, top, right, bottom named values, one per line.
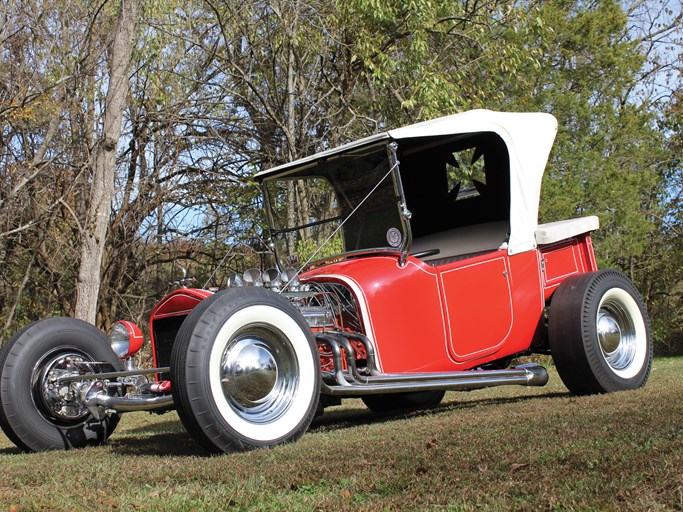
left=439, top=255, right=513, bottom=362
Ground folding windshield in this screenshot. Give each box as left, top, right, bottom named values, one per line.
left=262, top=143, right=405, bottom=269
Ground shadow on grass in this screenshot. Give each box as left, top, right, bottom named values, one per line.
left=0, top=446, right=23, bottom=455
left=309, top=391, right=569, bottom=433
left=109, top=430, right=211, bottom=457
left=89, top=391, right=570, bottom=457
left=124, top=417, right=185, bottom=435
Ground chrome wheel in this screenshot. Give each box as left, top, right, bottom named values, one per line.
left=549, top=270, right=651, bottom=395
left=207, top=303, right=318, bottom=443
left=595, top=287, right=648, bottom=379
left=171, top=287, right=320, bottom=452
left=0, top=317, right=122, bottom=452
left=597, top=298, right=636, bottom=372
left=33, top=351, right=92, bottom=425
left=219, top=326, right=299, bottom=425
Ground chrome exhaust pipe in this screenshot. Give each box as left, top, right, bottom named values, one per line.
left=316, top=333, right=351, bottom=387
left=315, top=332, right=548, bottom=396
left=316, top=332, right=388, bottom=384
left=328, top=331, right=380, bottom=375
left=321, top=365, right=548, bottom=396
left=356, top=365, right=548, bottom=385
left=317, top=333, right=369, bottom=385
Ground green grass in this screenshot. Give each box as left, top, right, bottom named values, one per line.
left=1, top=358, right=682, bottom=511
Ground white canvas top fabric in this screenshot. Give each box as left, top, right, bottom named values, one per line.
left=255, top=132, right=391, bottom=178
left=256, top=109, right=559, bottom=256
left=535, top=216, right=600, bottom=245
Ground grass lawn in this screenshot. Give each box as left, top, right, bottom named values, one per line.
left=1, top=358, right=681, bottom=511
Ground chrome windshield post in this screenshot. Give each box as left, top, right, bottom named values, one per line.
left=260, top=181, right=283, bottom=270
left=387, top=142, right=412, bottom=267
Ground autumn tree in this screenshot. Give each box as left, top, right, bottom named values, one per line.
left=0, top=0, right=107, bottom=329
left=74, top=0, right=138, bottom=324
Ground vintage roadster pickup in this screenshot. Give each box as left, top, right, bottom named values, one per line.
left=0, top=110, right=652, bottom=453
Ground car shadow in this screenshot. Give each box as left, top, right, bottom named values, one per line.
left=103, top=391, right=569, bottom=456
left=108, top=430, right=211, bottom=457
left=108, top=416, right=213, bottom=456
left=0, top=419, right=210, bottom=457
left=0, top=392, right=571, bottom=457
left=0, top=446, right=22, bottom=455
left=309, top=391, right=570, bottom=433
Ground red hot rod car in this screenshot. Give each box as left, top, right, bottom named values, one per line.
left=0, top=110, right=652, bottom=453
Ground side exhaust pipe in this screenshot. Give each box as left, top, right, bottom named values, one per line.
left=315, top=332, right=548, bottom=397
left=321, top=364, right=548, bottom=396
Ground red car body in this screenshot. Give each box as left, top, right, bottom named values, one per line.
left=149, top=233, right=597, bottom=375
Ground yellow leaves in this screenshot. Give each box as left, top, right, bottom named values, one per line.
left=7, top=106, right=37, bottom=124
left=5, top=95, right=58, bottom=127
left=140, top=0, right=189, bottom=18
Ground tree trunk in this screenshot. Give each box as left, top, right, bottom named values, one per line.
left=74, top=0, right=138, bottom=326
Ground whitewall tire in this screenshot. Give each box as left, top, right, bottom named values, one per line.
left=170, top=287, right=320, bottom=453
left=548, top=270, right=652, bottom=395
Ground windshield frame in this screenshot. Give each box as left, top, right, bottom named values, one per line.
left=260, top=141, right=412, bottom=271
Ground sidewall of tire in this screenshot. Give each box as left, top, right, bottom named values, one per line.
left=0, top=318, right=122, bottom=452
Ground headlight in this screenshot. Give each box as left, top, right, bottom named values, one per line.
left=109, top=321, right=144, bottom=359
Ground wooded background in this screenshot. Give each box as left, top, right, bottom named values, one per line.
left=0, top=0, right=681, bottom=353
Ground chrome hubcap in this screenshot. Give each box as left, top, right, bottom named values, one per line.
left=597, top=315, right=621, bottom=354
left=597, top=298, right=637, bottom=371
left=223, top=340, right=278, bottom=407
left=220, top=326, right=298, bottom=424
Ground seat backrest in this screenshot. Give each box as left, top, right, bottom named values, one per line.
left=411, top=221, right=509, bottom=263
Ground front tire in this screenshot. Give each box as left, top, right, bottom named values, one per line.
left=0, top=318, right=122, bottom=452
left=170, top=287, right=320, bottom=453
left=548, top=270, right=652, bottom=395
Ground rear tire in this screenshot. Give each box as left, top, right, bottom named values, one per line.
left=170, top=288, right=320, bottom=453
left=548, top=270, right=652, bottom=395
left=362, top=390, right=445, bottom=413
left=0, top=318, right=122, bottom=452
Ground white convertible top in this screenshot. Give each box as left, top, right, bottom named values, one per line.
left=256, top=109, right=564, bottom=255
